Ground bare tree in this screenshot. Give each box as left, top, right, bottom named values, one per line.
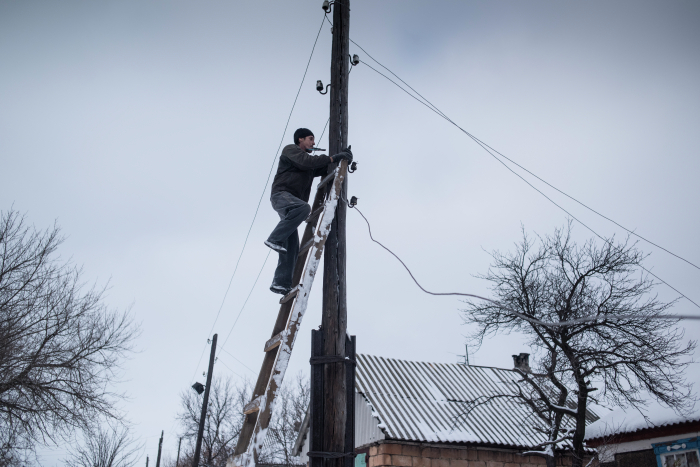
left=462, top=222, right=695, bottom=467
left=0, top=423, right=33, bottom=467
left=0, top=210, right=139, bottom=460
left=176, top=375, right=250, bottom=467
left=262, top=372, right=310, bottom=466
left=173, top=372, right=309, bottom=467
left=65, top=424, right=141, bottom=467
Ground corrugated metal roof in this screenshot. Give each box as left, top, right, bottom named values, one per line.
left=585, top=405, right=700, bottom=441
left=356, top=354, right=593, bottom=448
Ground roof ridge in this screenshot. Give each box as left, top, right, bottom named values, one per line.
left=356, top=353, right=515, bottom=372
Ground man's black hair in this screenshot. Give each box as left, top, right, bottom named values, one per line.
left=293, top=128, right=314, bottom=145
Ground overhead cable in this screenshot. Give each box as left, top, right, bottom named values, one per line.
left=218, top=347, right=256, bottom=374
left=190, top=14, right=327, bottom=385
left=350, top=204, right=700, bottom=327
left=220, top=251, right=271, bottom=353
left=350, top=38, right=699, bottom=272
left=211, top=15, right=344, bottom=379
left=204, top=14, right=327, bottom=340
left=350, top=42, right=700, bottom=309
left=216, top=357, right=244, bottom=379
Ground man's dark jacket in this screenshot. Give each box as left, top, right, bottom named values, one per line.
left=271, top=144, right=332, bottom=203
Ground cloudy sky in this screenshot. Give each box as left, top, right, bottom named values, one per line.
left=2, top=0, right=699, bottom=464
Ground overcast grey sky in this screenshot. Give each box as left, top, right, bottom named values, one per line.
left=2, top=0, right=699, bottom=464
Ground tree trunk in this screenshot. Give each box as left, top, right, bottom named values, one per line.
left=571, top=389, right=589, bottom=467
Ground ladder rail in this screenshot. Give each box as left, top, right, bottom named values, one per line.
left=229, top=161, right=348, bottom=467
left=232, top=166, right=330, bottom=456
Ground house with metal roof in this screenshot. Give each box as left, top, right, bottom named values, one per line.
left=585, top=404, right=700, bottom=467
left=294, top=353, right=599, bottom=467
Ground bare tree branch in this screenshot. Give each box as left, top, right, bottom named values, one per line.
left=171, top=372, right=309, bottom=467
left=462, top=221, right=696, bottom=467
left=65, top=423, right=142, bottom=467
left=0, top=209, right=140, bottom=461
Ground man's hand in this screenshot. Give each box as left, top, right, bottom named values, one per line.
left=332, top=148, right=353, bottom=163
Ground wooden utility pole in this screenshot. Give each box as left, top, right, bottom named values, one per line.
left=322, top=1, right=350, bottom=467
left=176, top=437, right=183, bottom=467
left=156, top=431, right=164, bottom=467
left=193, top=334, right=217, bottom=467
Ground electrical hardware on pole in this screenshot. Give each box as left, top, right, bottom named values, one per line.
left=193, top=334, right=217, bottom=467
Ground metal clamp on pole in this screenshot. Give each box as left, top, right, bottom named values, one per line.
left=307, top=452, right=356, bottom=459
left=309, top=355, right=356, bottom=365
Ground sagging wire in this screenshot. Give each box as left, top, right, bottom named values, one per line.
left=347, top=40, right=700, bottom=310
left=349, top=39, right=700, bottom=274
left=204, top=13, right=327, bottom=339
left=344, top=197, right=700, bottom=328
left=219, top=250, right=271, bottom=361
left=218, top=347, right=256, bottom=374
left=190, top=13, right=327, bottom=384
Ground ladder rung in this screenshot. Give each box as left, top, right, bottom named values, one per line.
left=264, top=331, right=286, bottom=352
left=298, top=238, right=314, bottom=257
left=231, top=163, right=347, bottom=466
left=243, top=396, right=264, bottom=415
left=305, top=206, right=324, bottom=224
left=279, top=284, right=301, bottom=304
left=316, top=172, right=335, bottom=191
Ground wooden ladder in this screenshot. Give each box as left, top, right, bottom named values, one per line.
left=228, top=161, right=348, bottom=467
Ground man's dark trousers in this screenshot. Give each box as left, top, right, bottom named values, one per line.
left=267, top=191, right=312, bottom=290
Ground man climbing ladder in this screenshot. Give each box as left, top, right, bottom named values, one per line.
left=265, top=128, right=352, bottom=294
left=232, top=134, right=352, bottom=467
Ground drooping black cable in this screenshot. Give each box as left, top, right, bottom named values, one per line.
left=353, top=47, right=700, bottom=309
left=350, top=38, right=700, bottom=273
left=350, top=203, right=700, bottom=326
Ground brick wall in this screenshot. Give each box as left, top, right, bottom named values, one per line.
left=366, top=442, right=583, bottom=467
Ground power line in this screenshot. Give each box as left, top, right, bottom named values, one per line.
left=218, top=347, right=256, bottom=374
left=350, top=39, right=700, bottom=273
left=216, top=358, right=244, bottom=379
left=178, top=16, right=329, bottom=440
left=350, top=204, right=700, bottom=327
left=189, top=342, right=209, bottom=385
left=207, top=14, right=341, bottom=384
left=220, top=250, right=271, bottom=351
left=350, top=42, right=700, bottom=309
left=204, top=13, right=327, bottom=342
left=187, top=13, right=327, bottom=387
left=214, top=18, right=342, bottom=378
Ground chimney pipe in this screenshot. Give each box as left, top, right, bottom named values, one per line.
left=512, top=353, right=531, bottom=373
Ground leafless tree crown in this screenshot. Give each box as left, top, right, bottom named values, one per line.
left=462, top=222, right=695, bottom=467
left=65, top=424, right=141, bottom=467
left=0, top=210, right=139, bottom=460
left=172, top=372, right=309, bottom=467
